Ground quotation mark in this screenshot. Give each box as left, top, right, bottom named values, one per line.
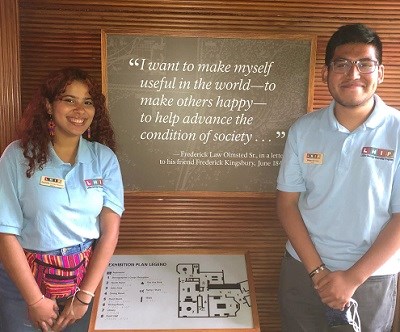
left=276, top=131, right=286, bottom=139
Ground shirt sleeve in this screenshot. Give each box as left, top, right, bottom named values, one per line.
left=101, top=149, right=125, bottom=216
left=0, top=142, right=24, bottom=235
left=390, top=160, right=400, bottom=213
left=276, top=123, right=306, bottom=193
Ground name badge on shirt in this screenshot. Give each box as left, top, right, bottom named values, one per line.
left=40, top=176, right=65, bottom=189
left=304, top=153, right=324, bottom=165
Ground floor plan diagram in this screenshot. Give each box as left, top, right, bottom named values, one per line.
left=94, top=254, right=256, bottom=330
left=177, top=263, right=251, bottom=318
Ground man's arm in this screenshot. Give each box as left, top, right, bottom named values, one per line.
left=276, top=190, right=325, bottom=274
left=350, top=212, right=400, bottom=280
left=316, top=212, right=400, bottom=309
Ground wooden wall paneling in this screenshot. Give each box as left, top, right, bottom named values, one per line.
left=16, top=1, right=400, bottom=331
left=0, top=0, right=21, bottom=154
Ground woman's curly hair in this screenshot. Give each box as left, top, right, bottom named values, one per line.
left=18, top=67, right=116, bottom=178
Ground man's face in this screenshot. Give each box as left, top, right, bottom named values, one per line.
left=322, top=43, right=384, bottom=110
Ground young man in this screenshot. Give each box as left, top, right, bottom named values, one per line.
left=277, top=23, right=400, bottom=332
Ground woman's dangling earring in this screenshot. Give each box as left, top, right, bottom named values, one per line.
left=48, top=115, right=56, bottom=136
left=86, top=126, right=91, bottom=139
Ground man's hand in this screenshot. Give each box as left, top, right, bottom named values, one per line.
left=314, top=270, right=360, bottom=310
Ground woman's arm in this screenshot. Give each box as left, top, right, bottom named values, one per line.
left=0, top=233, right=59, bottom=331
left=79, top=207, right=120, bottom=295
left=53, top=207, right=120, bottom=330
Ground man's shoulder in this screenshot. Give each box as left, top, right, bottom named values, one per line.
left=375, top=94, right=400, bottom=117
left=291, top=106, right=329, bottom=129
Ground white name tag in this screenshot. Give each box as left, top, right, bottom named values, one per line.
left=303, top=153, right=324, bottom=165
left=40, top=176, right=65, bottom=189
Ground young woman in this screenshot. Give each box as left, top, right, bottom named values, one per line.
left=0, top=67, right=124, bottom=331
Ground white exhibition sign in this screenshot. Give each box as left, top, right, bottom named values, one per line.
left=93, top=253, right=255, bottom=330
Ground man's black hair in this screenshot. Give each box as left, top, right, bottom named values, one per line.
left=325, top=23, right=382, bottom=65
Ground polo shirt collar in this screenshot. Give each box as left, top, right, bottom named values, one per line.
left=327, top=94, right=386, bottom=131
left=75, top=137, right=93, bottom=164
left=363, top=95, right=386, bottom=129
left=48, top=136, right=93, bottom=166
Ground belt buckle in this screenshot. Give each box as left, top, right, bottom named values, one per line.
left=61, top=247, right=68, bottom=255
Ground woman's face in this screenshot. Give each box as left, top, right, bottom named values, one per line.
left=47, top=80, right=95, bottom=140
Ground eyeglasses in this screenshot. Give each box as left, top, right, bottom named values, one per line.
left=330, top=59, right=379, bottom=74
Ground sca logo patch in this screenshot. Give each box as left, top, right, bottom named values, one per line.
left=84, top=178, right=103, bottom=189
left=361, top=147, right=394, bottom=161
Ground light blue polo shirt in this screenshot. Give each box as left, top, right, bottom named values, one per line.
left=277, top=95, right=400, bottom=275
left=0, top=137, right=124, bottom=251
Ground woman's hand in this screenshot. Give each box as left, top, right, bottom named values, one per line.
left=52, top=294, right=90, bottom=332
left=27, top=297, right=59, bottom=331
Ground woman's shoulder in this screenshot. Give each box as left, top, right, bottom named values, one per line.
left=0, top=140, right=25, bottom=169
left=4, top=139, right=22, bottom=149
left=82, top=139, right=117, bottom=160
left=1, top=140, right=23, bottom=157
